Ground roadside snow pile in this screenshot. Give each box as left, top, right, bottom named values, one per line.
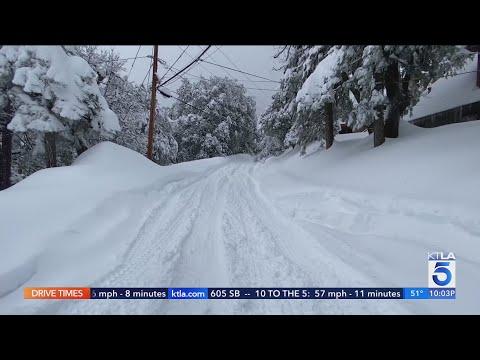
left=0, top=142, right=227, bottom=299
left=261, top=120, right=480, bottom=207
left=406, top=53, right=480, bottom=121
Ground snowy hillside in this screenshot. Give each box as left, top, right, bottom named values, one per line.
left=1, top=121, right=479, bottom=314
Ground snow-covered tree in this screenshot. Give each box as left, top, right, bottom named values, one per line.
left=291, top=46, right=344, bottom=152
left=259, top=45, right=332, bottom=155
left=0, top=46, right=119, bottom=175
left=66, top=46, right=126, bottom=92
left=171, top=77, right=257, bottom=162
left=71, top=45, right=152, bottom=157
left=267, top=45, right=472, bottom=153
left=153, top=107, right=177, bottom=165
left=337, top=45, right=472, bottom=141
left=108, top=80, right=150, bottom=155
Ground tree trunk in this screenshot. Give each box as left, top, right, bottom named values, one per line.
left=373, top=72, right=385, bottom=147
left=44, top=132, right=57, bottom=168
left=0, top=125, right=13, bottom=190
left=374, top=107, right=385, bottom=147
left=76, top=143, right=88, bottom=156
left=384, top=61, right=400, bottom=138
left=324, top=102, right=334, bottom=149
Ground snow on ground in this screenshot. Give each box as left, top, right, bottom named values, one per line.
left=0, top=142, right=228, bottom=299
left=1, top=121, right=479, bottom=314
left=406, top=53, right=480, bottom=121
left=334, top=131, right=369, bottom=142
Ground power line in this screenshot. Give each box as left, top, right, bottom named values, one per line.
left=161, top=46, right=215, bottom=87
left=126, top=46, right=142, bottom=80
left=164, top=46, right=218, bottom=88
left=204, top=46, right=222, bottom=60
left=158, top=86, right=241, bottom=122
left=164, top=91, right=208, bottom=115
left=216, top=46, right=257, bottom=85
left=210, top=46, right=279, bottom=94
left=159, top=55, right=279, bottom=92
left=159, top=46, right=211, bottom=87
left=186, top=46, right=217, bottom=77
left=141, top=59, right=153, bottom=87
left=159, top=61, right=278, bottom=92
left=121, top=58, right=153, bottom=122
left=199, top=58, right=280, bottom=83
left=159, top=46, right=189, bottom=83
left=119, top=55, right=151, bottom=61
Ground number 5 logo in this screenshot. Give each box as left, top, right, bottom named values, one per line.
left=432, top=262, right=452, bottom=286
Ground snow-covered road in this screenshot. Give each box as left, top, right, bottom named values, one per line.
left=3, top=158, right=416, bottom=314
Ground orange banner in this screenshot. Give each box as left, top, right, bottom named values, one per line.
left=24, top=287, right=90, bottom=299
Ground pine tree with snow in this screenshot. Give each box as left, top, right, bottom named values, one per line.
left=282, top=45, right=472, bottom=150
left=259, top=45, right=332, bottom=156
left=336, top=45, right=472, bottom=143
left=71, top=45, right=153, bottom=157
left=0, top=46, right=119, bottom=178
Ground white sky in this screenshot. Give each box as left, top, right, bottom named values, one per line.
left=107, top=46, right=282, bottom=117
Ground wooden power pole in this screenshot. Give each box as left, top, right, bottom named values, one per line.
left=146, top=45, right=159, bottom=160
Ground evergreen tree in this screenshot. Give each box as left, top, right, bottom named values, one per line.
left=0, top=46, right=119, bottom=187
left=259, top=45, right=332, bottom=155
left=337, top=45, right=472, bottom=142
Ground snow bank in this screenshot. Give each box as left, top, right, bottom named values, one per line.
left=256, top=120, right=480, bottom=314
left=0, top=142, right=228, bottom=299
left=335, top=131, right=369, bottom=142
left=406, top=53, right=480, bottom=121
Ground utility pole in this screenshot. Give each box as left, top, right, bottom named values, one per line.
left=146, top=45, right=158, bottom=160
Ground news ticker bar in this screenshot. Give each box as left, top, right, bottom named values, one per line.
left=24, top=287, right=456, bottom=300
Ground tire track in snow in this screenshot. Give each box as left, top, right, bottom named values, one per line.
left=35, top=159, right=412, bottom=314
left=232, top=163, right=411, bottom=314
left=55, top=163, right=235, bottom=314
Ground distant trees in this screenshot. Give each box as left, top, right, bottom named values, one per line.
left=154, top=107, right=178, bottom=165
left=170, top=77, right=257, bottom=162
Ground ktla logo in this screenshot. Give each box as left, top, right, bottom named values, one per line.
left=428, top=252, right=456, bottom=288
